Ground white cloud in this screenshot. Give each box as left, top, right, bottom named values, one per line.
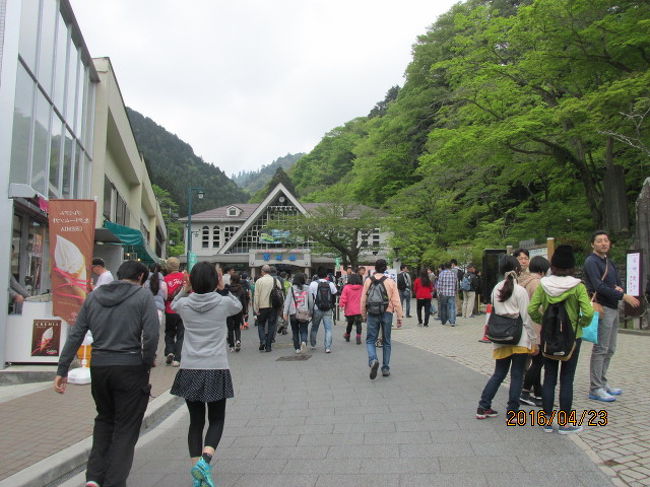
left=70, top=0, right=457, bottom=175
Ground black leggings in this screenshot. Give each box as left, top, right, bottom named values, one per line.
left=345, top=315, right=362, bottom=335
left=416, top=299, right=432, bottom=325
left=186, top=399, right=227, bottom=457
left=227, top=314, right=242, bottom=347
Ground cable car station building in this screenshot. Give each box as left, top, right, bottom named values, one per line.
left=179, top=183, right=390, bottom=278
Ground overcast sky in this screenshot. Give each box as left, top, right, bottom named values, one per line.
left=69, top=0, right=457, bottom=177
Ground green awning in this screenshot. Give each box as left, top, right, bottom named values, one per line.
left=102, top=221, right=161, bottom=264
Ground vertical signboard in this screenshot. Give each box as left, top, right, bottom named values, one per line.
left=48, top=200, right=96, bottom=325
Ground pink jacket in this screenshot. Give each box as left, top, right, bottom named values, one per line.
left=339, top=284, right=363, bottom=316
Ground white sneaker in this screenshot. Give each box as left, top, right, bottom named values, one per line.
left=300, top=342, right=307, bottom=353
left=171, top=360, right=180, bottom=367
left=588, top=387, right=616, bottom=402
left=295, top=349, right=301, bottom=354
left=325, top=349, right=331, bottom=353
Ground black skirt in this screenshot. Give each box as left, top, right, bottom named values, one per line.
left=171, top=368, right=234, bottom=403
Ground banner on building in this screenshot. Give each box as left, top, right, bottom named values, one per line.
left=31, top=319, right=62, bottom=356
left=48, top=200, right=96, bottom=325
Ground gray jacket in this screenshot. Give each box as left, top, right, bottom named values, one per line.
left=171, top=289, right=242, bottom=370
left=57, top=280, right=159, bottom=377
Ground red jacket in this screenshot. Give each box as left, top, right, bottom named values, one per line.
left=164, top=272, right=185, bottom=314
left=413, top=278, right=433, bottom=300
left=339, top=284, right=363, bottom=316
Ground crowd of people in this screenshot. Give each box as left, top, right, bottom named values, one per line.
left=51, top=229, right=644, bottom=487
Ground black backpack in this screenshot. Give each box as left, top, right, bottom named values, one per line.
left=269, top=278, right=285, bottom=310
left=541, top=300, right=576, bottom=361
left=397, top=272, right=407, bottom=291
left=366, top=276, right=389, bottom=315
left=314, top=280, right=333, bottom=311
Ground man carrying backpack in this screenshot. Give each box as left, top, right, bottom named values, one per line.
left=360, top=259, right=403, bottom=380
left=397, top=265, right=412, bottom=318
left=309, top=267, right=338, bottom=353
left=460, top=265, right=479, bottom=319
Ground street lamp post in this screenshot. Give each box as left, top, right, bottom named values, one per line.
left=186, top=187, right=205, bottom=269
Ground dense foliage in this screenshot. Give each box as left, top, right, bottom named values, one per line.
left=126, top=107, right=248, bottom=217
left=288, top=0, right=650, bottom=266
left=232, top=153, right=304, bottom=196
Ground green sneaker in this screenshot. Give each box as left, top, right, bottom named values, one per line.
left=191, top=458, right=215, bottom=487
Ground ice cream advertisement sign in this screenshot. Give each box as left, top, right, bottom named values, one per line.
left=31, top=319, right=62, bottom=356
left=48, top=200, right=96, bottom=325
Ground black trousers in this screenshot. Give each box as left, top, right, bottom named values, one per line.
left=227, top=314, right=242, bottom=347
left=416, top=299, right=432, bottom=325
left=87, top=365, right=151, bottom=487
left=345, top=315, right=362, bottom=335
left=164, top=312, right=184, bottom=360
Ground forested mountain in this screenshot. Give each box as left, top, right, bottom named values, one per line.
left=289, top=0, right=650, bottom=265
left=232, top=153, right=304, bottom=195
left=126, top=107, right=248, bottom=217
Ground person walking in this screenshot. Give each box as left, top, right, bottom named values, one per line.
left=528, top=246, right=593, bottom=434
left=397, top=265, right=413, bottom=318
left=169, top=262, right=242, bottom=487
left=437, top=262, right=458, bottom=326
left=253, top=264, right=282, bottom=352
left=413, top=269, right=434, bottom=327
left=360, top=259, right=403, bottom=379
left=54, top=261, right=158, bottom=487
left=225, top=273, right=247, bottom=352
left=283, top=272, right=313, bottom=353
left=163, top=257, right=185, bottom=366
left=583, top=231, right=640, bottom=402
left=309, top=267, right=338, bottom=353
left=518, top=256, right=550, bottom=407
left=90, top=257, right=114, bottom=290
left=476, top=256, right=537, bottom=419
left=339, top=273, right=364, bottom=344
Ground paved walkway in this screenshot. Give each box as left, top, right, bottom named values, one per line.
left=2, top=305, right=647, bottom=486
left=64, top=313, right=612, bottom=486
left=394, top=312, right=650, bottom=487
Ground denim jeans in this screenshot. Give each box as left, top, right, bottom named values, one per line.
left=290, top=317, right=310, bottom=350
left=366, top=311, right=393, bottom=371
left=257, top=307, right=278, bottom=351
left=310, top=308, right=333, bottom=350
left=589, top=306, right=618, bottom=393
left=544, top=339, right=582, bottom=415
left=479, top=353, right=527, bottom=411
left=438, top=295, right=456, bottom=325
left=399, top=289, right=411, bottom=316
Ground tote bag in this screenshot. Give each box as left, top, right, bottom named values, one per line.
left=581, top=311, right=599, bottom=344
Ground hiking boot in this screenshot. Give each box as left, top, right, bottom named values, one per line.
left=191, top=458, right=215, bottom=487
left=356, top=334, right=361, bottom=345
left=558, top=425, right=583, bottom=435
left=382, top=368, right=390, bottom=377
left=476, top=407, right=498, bottom=419
left=369, top=360, right=379, bottom=380
left=344, top=333, right=350, bottom=342
left=588, top=388, right=616, bottom=402
left=165, top=353, right=174, bottom=365
left=235, top=340, right=241, bottom=352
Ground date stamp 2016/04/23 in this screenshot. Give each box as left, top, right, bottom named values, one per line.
left=506, top=410, right=608, bottom=427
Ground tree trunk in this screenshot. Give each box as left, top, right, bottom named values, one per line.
left=603, top=137, right=630, bottom=234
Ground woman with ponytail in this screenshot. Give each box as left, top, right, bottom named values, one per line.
left=476, top=255, right=538, bottom=419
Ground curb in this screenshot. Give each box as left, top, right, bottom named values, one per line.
left=0, top=391, right=182, bottom=487
left=0, top=370, right=56, bottom=386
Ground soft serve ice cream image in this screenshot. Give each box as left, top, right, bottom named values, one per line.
left=52, top=234, right=88, bottom=307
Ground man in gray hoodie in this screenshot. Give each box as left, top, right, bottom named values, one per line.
left=54, top=260, right=159, bottom=487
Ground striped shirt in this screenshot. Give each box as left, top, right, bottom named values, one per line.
left=437, top=269, right=458, bottom=296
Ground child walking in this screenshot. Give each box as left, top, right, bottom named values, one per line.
left=170, top=262, right=243, bottom=487
left=339, top=273, right=364, bottom=344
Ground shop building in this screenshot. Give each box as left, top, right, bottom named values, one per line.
left=180, top=182, right=390, bottom=277
left=0, top=0, right=166, bottom=367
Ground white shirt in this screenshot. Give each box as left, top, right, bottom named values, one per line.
left=309, top=279, right=338, bottom=311
left=95, top=270, right=114, bottom=289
